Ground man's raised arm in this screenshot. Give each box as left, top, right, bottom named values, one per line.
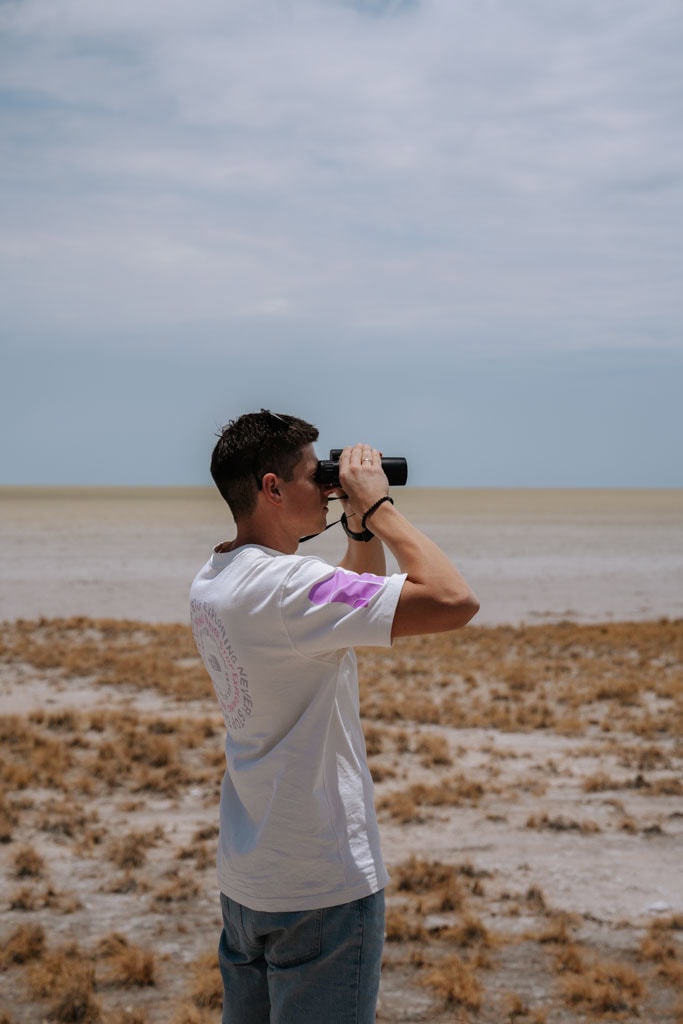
left=338, top=444, right=479, bottom=638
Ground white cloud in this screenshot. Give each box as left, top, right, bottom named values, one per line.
left=1, top=0, right=682, bottom=355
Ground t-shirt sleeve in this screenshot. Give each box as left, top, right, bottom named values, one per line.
left=277, top=558, right=406, bottom=657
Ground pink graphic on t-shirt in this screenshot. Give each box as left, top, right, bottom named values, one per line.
left=309, top=570, right=384, bottom=610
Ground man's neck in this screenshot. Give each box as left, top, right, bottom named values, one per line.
left=223, top=516, right=299, bottom=556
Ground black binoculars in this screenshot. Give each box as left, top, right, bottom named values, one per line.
left=315, top=450, right=408, bottom=487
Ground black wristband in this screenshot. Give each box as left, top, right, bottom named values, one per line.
left=341, top=512, right=375, bottom=543
left=361, top=495, right=394, bottom=532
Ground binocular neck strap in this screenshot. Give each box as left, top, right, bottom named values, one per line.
left=299, top=520, right=339, bottom=544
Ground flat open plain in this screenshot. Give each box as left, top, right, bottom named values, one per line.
left=2, top=488, right=682, bottom=1020
left=1, top=617, right=682, bottom=1023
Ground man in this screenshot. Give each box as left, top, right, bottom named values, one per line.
left=190, top=410, right=479, bottom=1024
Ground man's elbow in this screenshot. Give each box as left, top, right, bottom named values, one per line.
left=444, top=589, right=480, bottom=629
left=391, top=582, right=480, bottom=638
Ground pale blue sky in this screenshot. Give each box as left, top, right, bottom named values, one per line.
left=1, top=0, right=681, bottom=486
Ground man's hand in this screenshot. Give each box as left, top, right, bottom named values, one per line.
left=334, top=443, right=388, bottom=575
left=337, top=444, right=389, bottom=524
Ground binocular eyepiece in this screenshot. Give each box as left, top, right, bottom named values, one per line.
left=315, top=450, right=408, bottom=487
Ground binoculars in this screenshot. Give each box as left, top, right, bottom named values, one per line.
left=315, top=450, right=408, bottom=487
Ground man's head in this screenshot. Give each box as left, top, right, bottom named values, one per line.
left=211, top=410, right=319, bottom=521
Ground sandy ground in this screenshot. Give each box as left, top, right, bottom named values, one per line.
left=1, top=618, right=682, bottom=1023
left=2, top=487, right=683, bottom=627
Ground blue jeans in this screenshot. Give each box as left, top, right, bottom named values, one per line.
left=218, top=889, right=385, bottom=1024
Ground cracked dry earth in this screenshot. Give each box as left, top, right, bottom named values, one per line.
left=1, top=617, right=682, bottom=1024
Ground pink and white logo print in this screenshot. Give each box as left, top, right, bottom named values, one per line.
left=190, top=600, right=253, bottom=731
left=308, top=569, right=385, bottom=610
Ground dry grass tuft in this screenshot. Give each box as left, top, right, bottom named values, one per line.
left=364, top=723, right=385, bottom=756
left=0, top=794, right=17, bottom=843
left=7, top=884, right=37, bottom=911
left=13, top=845, right=45, bottom=878
left=96, top=933, right=156, bottom=988
left=152, top=868, right=200, bottom=906
left=502, top=994, right=549, bottom=1024
left=638, top=916, right=683, bottom=986
left=379, top=774, right=485, bottom=823
left=525, top=886, right=547, bottom=911
left=392, top=856, right=466, bottom=913
left=27, top=943, right=100, bottom=1022
left=526, top=813, right=601, bottom=834
left=415, top=732, right=453, bottom=767
left=553, top=942, right=585, bottom=976
left=107, top=827, right=163, bottom=870
left=27, top=943, right=91, bottom=997
left=559, top=953, right=645, bottom=1015
left=48, top=986, right=102, bottom=1024
left=177, top=839, right=214, bottom=870
left=7, top=883, right=79, bottom=914
left=0, top=715, right=73, bottom=790
left=385, top=907, right=428, bottom=943
left=439, top=913, right=491, bottom=949
left=584, top=771, right=683, bottom=796
left=187, top=949, right=223, bottom=1010
left=535, top=913, right=576, bottom=946
left=419, top=953, right=483, bottom=1010
left=0, top=923, right=46, bottom=966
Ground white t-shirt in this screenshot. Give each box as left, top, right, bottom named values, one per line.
left=190, top=543, right=406, bottom=912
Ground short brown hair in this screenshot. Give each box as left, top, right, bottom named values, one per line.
left=210, top=410, right=319, bottom=520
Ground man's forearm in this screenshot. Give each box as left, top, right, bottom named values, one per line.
left=366, top=501, right=458, bottom=583
left=364, top=500, right=479, bottom=635
left=338, top=523, right=387, bottom=575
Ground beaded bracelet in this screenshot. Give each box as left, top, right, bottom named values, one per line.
left=361, top=495, right=394, bottom=532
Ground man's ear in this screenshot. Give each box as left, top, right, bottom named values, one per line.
left=260, top=472, right=282, bottom=506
